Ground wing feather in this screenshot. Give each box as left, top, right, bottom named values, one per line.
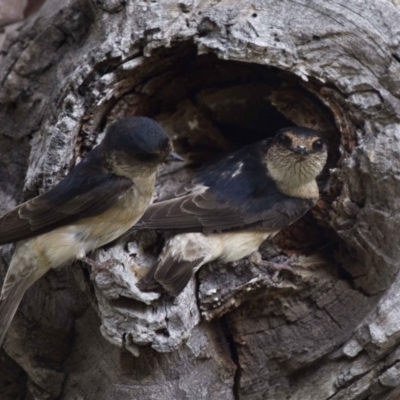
left=135, top=140, right=315, bottom=234
left=136, top=187, right=314, bottom=234
left=0, top=275, right=33, bottom=347
left=0, top=152, right=133, bottom=245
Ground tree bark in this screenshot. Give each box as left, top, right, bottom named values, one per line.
left=1, top=0, right=400, bottom=399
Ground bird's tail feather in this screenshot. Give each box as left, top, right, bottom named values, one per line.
left=0, top=277, right=32, bottom=347
left=136, top=262, right=162, bottom=293
left=137, top=253, right=203, bottom=296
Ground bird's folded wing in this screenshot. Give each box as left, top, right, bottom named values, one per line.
left=0, top=168, right=133, bottom=245
left=135, top=185, right=315, bottom=234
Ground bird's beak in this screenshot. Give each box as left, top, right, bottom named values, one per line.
left=167, top=151, right=185, bottom=162
left=293, top=146, right=308, bottom=155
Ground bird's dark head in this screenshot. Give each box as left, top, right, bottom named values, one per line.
left=266, top=127, right=328, bottom=186
left=102, top=116, right=176, bottom=164
left=98, top=117, right=184, bottom=178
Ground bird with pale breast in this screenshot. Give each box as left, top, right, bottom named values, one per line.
left=0, top=116, right=183, bottom=346
left=135, top=127, right=328, bottom=296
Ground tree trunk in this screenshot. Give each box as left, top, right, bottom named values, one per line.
left=1, top=0, right=400, bottom=399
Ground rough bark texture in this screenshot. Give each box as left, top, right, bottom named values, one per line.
left=1, top=0, right=400, bottom=399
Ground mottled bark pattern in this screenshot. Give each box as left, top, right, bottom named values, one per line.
left=1, top=0, right=400, bottom=399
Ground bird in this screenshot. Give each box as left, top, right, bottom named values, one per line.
left=0, top=116, right=183, bottom=346
left=135, top=126, right=328, bottom=296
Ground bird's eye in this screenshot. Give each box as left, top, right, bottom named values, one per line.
left=312, top=139, right=324, bottom=151
left=278, top=134, right=292, bottom=146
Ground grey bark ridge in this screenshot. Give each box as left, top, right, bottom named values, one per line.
left=1, top=0, right=400, bottom=399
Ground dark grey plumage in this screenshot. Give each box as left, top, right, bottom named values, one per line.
left=136, top=126, right=328, bottom=296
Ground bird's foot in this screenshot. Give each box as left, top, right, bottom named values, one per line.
left=79, top=256, right=121, bottom=274
left=248, top=251, right=298, bottom=281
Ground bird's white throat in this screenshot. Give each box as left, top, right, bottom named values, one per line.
left=266, top=151, right=326, bottom=199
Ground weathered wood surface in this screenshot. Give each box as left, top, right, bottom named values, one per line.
left=1, top=0, right=400, bottom=399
